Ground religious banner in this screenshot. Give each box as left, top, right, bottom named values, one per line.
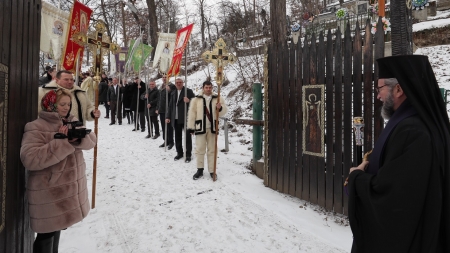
left=61, top=1, right=92, bottom=72
left=114, top=47, right=128, bottom=73
left=128, top=40, right=153, bottom=72
left=302, top=85, right=325, bottom=157
left=167, top=24, right=194, bottom=77
left=40, top=2, right=69, bottom=61
left=152, top=33, right=177, bottom=74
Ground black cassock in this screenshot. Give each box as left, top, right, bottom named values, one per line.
left=348, top=55, right=450, bottom=253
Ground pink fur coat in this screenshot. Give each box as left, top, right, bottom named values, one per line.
left=20, top=111, right=96, bottom=233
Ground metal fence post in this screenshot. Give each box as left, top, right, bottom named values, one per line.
left=221, top=117, right=229, bottom=152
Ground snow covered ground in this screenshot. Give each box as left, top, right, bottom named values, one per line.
left=59, top=66, right=354, bottom=252
left=59, top=107, right=352, bottom=253
left=57, top=41, right=450, bottom=252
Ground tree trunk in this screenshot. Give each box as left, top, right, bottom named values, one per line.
left=199, top=0, right=206, bottom=49
left=270, top=0, right=287, bottom=48
left=390, top=1, right=413, bottom=55
left=121, top=2, right=128, bottom=47
left=146, top=0, right=159, bottom=48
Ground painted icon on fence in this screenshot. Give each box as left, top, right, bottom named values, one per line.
left=303, top=85, right=325, bottom=157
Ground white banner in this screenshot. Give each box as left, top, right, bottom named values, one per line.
left=40, top=2, right=69, bottom=61
left=152, top=33, right=177, bottom=74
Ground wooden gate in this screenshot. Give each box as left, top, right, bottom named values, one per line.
left=266, top=19, right=387, bottom=214
left=0, top=0, right=41, bottom=251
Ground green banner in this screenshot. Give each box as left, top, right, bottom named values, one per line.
left=128, top=39, right=153, bottom=72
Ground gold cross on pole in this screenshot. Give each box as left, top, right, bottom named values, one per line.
left=201, top=38, right=236, bottom=85
left=201, top=38, right=237, bottom=182
left=72, top=20, right=119, bottom=209
left=73, top=20, right=120, bottom=77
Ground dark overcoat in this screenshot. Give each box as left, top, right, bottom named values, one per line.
left=146, top=87, right=159, bottom=116
left=122, top=82, right=133, bottom=110
left=156, top=83, right=176, bottom=114
left=166, top=86, right=195, bottom=127
left=98, top=80, right=108, bottom=103
left=129, top=81, right=146, bottom=112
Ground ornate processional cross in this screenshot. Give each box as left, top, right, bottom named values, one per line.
left=72, top=20, right=120, bottom=208
left=201, top=38, right=236, bottom=182
left=73, top=20, right=120, bottom=77
left=201, top=38, right=236, bottom=85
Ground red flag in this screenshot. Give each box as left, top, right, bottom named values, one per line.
left=61, top=1, right=92, bottom=73
left=167, top=24, right=194, bottom=77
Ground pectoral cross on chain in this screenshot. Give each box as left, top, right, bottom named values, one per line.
left=201, top=38, right=236, bottom=85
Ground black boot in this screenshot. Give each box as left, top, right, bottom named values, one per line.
left=52, top=231, right=61, bottom=253
left=193, top=168, right=204, bottom=180
left=33, top=234, right=54, bottom=253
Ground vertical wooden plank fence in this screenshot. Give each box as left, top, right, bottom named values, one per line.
left=333, top=27, right=344, bottom=214
left=295, top=40, right=303, bottom=200
left=267, top=18, right=385, bottom=214
left=288, top=43, right=297, bottom=196
left=1, top=0, right=41, bottom=252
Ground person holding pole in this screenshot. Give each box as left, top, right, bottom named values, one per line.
left=38, top=70, right=101, bottom=125
left=144, top=80, right=160, bottom=139
left=166, top=78, right=195, bottom=162
left=98, top=73, right=110, bottom=118
left=130, top=77, right=147, bottom=132
left=188, top=80, right=227, bottom=180
left=107, top=77, right=122, bottom=125
left=122, top=78, right=134, bottom=124
left=156, top=76, right=175, bottom=149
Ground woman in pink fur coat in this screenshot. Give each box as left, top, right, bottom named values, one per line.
left=20, top=89, right=96, bottom=253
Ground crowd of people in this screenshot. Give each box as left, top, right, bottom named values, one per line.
left=29, top=69, right=228, bottom=252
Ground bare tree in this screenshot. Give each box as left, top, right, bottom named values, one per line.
left=192, top=0, right=209, bottom=49
left=146, top=0, right=159, bottom=47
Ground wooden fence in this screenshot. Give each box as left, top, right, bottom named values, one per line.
left=266, top=19, right=388, bottom=214
left=0, top=0, right=41, bottom=251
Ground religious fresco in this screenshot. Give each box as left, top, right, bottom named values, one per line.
left=0, top=63, right=8, bottom=232
left=302, top=85, right=325, bottom=157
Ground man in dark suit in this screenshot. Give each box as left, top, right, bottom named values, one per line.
left=98, top=73, right=110, bottom=118
left=107, top=77, right=122, bottom=125
left=166, top=78, right=195, bottom=162
left=156, top=76, right=176, bottom=149
left=130, top=77, right=147, bottom=132
left=144, top=80, right=160, bottom=139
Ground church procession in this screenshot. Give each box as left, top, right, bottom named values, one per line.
left=2, top=0, right=450, bottom=252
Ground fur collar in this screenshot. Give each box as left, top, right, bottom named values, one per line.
left=44, top=80, right=85, bottom=92
left=38, top=111, right=76, bottom=123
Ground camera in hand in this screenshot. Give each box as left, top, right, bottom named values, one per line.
left=64, top=121, right=91, bottom=139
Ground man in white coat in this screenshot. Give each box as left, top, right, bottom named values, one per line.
left=39, top=70, right=101, bottom=125
left=187, top=80, right=228, bottom=180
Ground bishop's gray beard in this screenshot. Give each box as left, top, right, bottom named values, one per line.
left=381, top=92, right=395, bottom=120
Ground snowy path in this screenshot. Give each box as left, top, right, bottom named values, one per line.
left=59, top=107, right=352, bottom=252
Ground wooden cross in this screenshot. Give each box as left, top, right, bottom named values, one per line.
left=201, top=38, right=237, bottom=182
left=201, top=38, right=236, bottom=85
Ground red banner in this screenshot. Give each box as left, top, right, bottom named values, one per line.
left=61, top=1, right=92, bottom=73
left=167, top=24, right=194, bottom=77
